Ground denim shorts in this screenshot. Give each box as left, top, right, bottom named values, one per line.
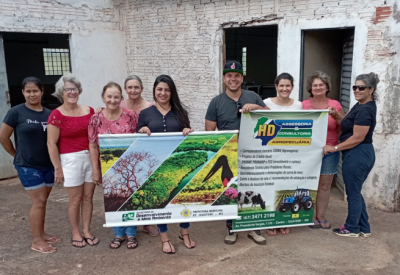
left=15, top=166, right=55, bottom=190
left=320, top=151, right=340, bottom=175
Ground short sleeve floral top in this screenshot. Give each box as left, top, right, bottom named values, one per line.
left=88, top=107, right=138, bottom=145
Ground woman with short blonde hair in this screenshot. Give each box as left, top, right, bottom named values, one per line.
left=47, top=73, right=98, bottom=248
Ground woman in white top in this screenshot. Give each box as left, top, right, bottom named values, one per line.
left=264, top=73, right=301, bottom=237
left=263, top=73, right=302, bottom=110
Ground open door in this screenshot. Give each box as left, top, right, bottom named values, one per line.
left=0, top=34, right=17, bottom=179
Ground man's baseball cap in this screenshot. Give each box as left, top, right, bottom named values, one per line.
left=223, top=61, right=243, bottom=75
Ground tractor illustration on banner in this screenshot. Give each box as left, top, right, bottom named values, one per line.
left=279, top=188, right=313, bottom=213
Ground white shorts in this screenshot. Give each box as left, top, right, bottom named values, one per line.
left=60, top=150, right=93, bottom=187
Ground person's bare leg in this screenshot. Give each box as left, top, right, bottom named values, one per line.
left=27, top=187, right=56, bottom=252
left=160, top=232, right=175, bottom=253
left=81, top=182, right=98, bottom=245
left=67, top=185, right=85, bottom=247
left=316, top=174, right=335, bottom=228
left=40, top=186, right=60, bottom=243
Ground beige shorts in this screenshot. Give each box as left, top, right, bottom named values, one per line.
left=60, top=150, right=93, bottom=187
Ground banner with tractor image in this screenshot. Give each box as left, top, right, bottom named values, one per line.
left=232, top=110, right=328, bottom=232
left=99, top=131, right=240, bottom=227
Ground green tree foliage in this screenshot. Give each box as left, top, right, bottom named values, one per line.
left=112, top=149, right=124, bottom=158
left=174, top=135, right=231, bottom=152
left=121, top=151, right=208, bottom=210
left=101, top=154, right=114, bottom=164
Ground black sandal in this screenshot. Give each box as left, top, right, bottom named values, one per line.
left=83, top=236, right=99, bottom=246
left=179, top=234, right=195, bottom=249
left=127, top=237, right=139, bottom=249
left=162, top=240, right=175, bottom=254
left=110, top=237, right=125, bottom=249
left=71, top=238, right=86, bottom=248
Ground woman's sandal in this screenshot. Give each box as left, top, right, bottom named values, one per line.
left=162, top=240, right=175, bottom=254
left=309, top=220, right=321, bottom=229
left=279, top=228, right=290, bottom=235
left=127, top=236, right=139, bottom=249
left=44, top=235, right=62, bottom=244
left=319, top=220, right=331, bottom=229
left=179, top=234, right=195, bottom=249
left=31, top=245, right=57, bottom=254
left=266, top=229, right=277, bottom=236
left=110, top=237, right=125, bottom=249
left=83, top=236, right=99, bottom=246
left=71, top=238, right=86, bottom=248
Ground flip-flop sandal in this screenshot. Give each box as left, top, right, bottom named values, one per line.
left=319, top=220, right=331, bottom=229
left=31, top=245, right=57, bottom=254
left=44, top=235, right=62, bottom=244
left=266, top=229, right=277, bottom=236
left=83, top=236, right=99, bottom=246
left=309, top=220, right=321, bottom=229
left=179, top=234, right=195, bottom=249
left=110, top=237, right=125, bottom=249
left=71, top=238, right=86, bottom=248
left=127, top=237, right=139, bottom=250
left=162, top=240, right=175, bottom=254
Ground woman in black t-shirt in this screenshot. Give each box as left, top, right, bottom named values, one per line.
left=0, top=77, right=59, bottom=253
left=323, top=72, right=379, bottom=238
left=137, top=75, right=194, bottom=254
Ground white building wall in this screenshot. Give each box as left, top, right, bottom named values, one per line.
left=0, top=0, right=127, bottom=108
left=123, top=0, right=400, bottom=211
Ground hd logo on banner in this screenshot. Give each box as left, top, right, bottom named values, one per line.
left=233, top=110, right=328, bottom=232
left=98, top=131, right=240, bottom=227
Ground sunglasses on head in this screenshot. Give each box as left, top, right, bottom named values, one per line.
left=236, top=101, right=242, bottom=117
left=352, top=85, right=372, bottom=92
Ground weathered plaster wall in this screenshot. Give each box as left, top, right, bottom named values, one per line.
left=123, top=0, right=400, bottom=211
left=0, top=0, right=127, bottom=108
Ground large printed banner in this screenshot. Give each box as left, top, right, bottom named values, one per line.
left=99, top=131, right=239, bottom=227
left=232, top=110, right=328, bottom=232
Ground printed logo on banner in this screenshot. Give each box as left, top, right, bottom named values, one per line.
left=253, top=117, right=313, bottom=146
left=181, top=208, right=192, bottom=218
left=122, top=213, right=135, bottom=222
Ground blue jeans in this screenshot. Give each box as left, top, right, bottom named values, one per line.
left=158, top=223, right=190, bottom=233
left=112, top=226, right=137, bottom=237
left=342, top=143, right=375, bottom=234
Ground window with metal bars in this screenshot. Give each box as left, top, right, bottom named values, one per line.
left=43, top=48, right=70, bottom=75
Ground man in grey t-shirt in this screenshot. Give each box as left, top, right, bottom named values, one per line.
left=205, top=61, right=268, bottom=245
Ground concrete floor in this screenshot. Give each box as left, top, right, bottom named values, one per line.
left=0, top=177, right=399, bottom=275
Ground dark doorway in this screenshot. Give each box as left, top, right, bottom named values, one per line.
left=224, top=25, right=278, bottom=99
left=1, top=32, right=71, bottom=110
left=300, top=28, right=355, bottom=112
left=300, top=27, right=355, bottom=196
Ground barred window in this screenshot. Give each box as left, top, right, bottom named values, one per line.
left=242, top=47, right=247, bottom=76
left=43, top=48, right=71, bottom=75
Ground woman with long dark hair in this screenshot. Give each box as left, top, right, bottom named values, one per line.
left=0, top=77, right=60, bottom=253
left=137, top=75, right=194, bottom=253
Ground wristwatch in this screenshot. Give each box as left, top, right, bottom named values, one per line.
left=334, top=146, right=338, bottom=151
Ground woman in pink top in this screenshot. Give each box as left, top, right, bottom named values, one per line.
left=47, top=74, right=98, bottom=248
left=88, top=82, right=140, bottom=249
left=302, top=71, right=345, bottom=229
left=120, top=75, right=159, bottom=237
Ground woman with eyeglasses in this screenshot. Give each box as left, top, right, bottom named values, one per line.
left=324, top=72, right=378, bottom=237
left=137, top=74, right=194, bottom=254
left=302, top=71, right=344, bottom=230
left=47, top=74, right=98, bottom=248
left=0, top=77, right=60, bottom=254
left=263, top=72, right=302, bottom=236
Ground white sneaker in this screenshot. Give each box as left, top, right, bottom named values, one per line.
left=248, top=230, right=266, bottom=245
left=359, top=232, right=371, bottom=238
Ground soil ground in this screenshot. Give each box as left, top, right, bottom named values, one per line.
left=0, top=177, right=399, bottom=275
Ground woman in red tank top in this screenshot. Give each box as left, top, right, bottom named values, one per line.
left=47, top=74, right=98, bottom=248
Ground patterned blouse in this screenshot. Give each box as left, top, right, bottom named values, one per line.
left=88, top=107, right=138, bottom=145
